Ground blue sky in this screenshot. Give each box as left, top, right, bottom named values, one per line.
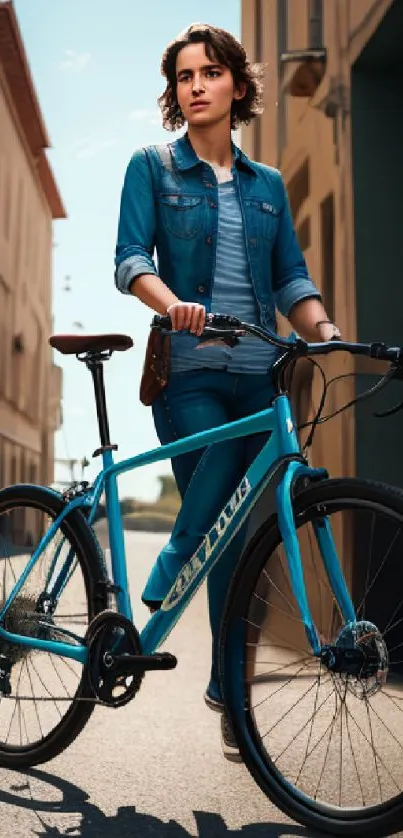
left=13, top=0, right=240, bottom=499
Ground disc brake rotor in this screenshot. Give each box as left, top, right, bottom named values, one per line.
left=335, top=620, right=389, bottom=698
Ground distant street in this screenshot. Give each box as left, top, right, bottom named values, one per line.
left=0, top=530, right=320, bottom=836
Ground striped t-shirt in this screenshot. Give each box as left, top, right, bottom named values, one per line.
left=170, top=167, right=280, bottom=374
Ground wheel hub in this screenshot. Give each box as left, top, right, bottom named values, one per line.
left=321, top=620, right=389, bottom=698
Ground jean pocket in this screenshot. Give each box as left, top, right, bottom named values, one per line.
left=245, top=198, right=279, bottom=242
left=157, top=194, right=204, bottom=239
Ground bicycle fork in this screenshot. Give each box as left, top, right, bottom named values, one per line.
left=275, top=461, right=356, bottom=655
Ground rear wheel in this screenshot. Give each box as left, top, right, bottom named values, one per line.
left=0, top=485, right=108, bottom=767
left=221, top=478, right=403, bottom=837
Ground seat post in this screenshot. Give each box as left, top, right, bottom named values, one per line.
left=86, top=354, right=116, bottom=455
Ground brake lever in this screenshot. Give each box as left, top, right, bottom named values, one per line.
left=197, top=327, right=245, bottom=348
left=374, top=364, right=403, bottom=418
left=374, top=400, right=403, bottom=419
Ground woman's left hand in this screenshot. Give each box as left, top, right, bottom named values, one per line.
left=317, top=321, right=341, bottom=342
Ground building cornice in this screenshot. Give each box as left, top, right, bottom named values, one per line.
left=0, top=1, right=66, bottom=218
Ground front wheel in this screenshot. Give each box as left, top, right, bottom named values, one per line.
left=0, top=485, right=108, bottom=767
left=220, top=478, right=403, bottom=837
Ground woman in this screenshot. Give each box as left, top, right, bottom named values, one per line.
left=115, top=23, right=340, bottom=760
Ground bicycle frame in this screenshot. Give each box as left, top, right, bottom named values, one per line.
left=0, top=393, right=356, bottom=663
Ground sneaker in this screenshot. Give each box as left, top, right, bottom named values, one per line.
left=203, top=689, right=224, bottom=713
left=220, top=712, right=242, bottom=763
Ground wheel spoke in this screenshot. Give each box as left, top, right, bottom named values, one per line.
left=252, top=593, right=306, bottom=625
left=368, top=696, right=403, bottom=758
left=261, top=676, right=328, bottom=739
left=262, top=567, right=296, bottom=613
left=342, top=697, right=402, bottom=794
left=343, top=700, right=366, bottom=805
left=294, top=659, right=326, bottom=784
left=251, top=662, right=319, bottom=711
left=276, top=677, right=335, bottom=770
left=24, top=660, right=45, bottom=738
left=47, top=653, right=74, bottom=698
left=358, top=526, right=400, bottom=621
left=0, top=494, right=100, bottom=762
left=6, top=662, right=25, bottom=744
left=313, top=690, right=340, bottom=800
left=230, top=486, right=403, bottom=823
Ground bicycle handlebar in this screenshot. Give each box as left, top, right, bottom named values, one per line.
left=152, top=313, right=403, bottom=367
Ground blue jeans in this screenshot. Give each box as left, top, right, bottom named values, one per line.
left=142, top=370, right=274, bottom=700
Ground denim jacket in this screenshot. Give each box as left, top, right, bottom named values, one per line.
left=115, top=135, right=319, bottom=326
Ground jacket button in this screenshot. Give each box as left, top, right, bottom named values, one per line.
left=209, top=201, right=217, bottom=208
left=198, top=284, right=205, bottom=293
left=206, top=236, right=212, bottom=245
left=249, top=237, right=257, bottom=247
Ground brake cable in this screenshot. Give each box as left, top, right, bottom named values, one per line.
left=297, top=365, right=397, bottom=449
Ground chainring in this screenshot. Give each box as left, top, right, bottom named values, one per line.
left=85, top=610, right=144, bottom=707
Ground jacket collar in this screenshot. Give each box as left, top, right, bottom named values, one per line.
left=170, top=133, right=257, bottom=175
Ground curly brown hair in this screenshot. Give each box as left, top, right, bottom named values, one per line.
left=158, top=23, right=264, bottom=131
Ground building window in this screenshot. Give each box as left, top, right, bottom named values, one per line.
left=287, top=159, right=310, bottom=221
left=29, top=461, right=38, bottom=484
left=308, top=0, right=323, bottom=49
left=10, top=335, right=24, bottom=409
left=3, top=165, right=12, bottom=241
left=29, top=315, right=42, bottom=423
left=297, top=217, right=311, bottom=252
left=320, top=193, right=335, bottom=322
left=0, top=437, right=4, bottom=489
left=10, top=452, right=17, bottom=484
left=14, top=179, right=24, bottom=277
left=277, top=0, right=288, bottom=157
left=0, top=277, right=10, bottom=397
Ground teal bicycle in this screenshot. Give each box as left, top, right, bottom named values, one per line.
left=1, top=313, right=403, bottom=837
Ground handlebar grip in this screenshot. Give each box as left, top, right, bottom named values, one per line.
left=152, top=314, right=172, bottom=330
left=152, top=312, right=243, bottom=332
left=208, top=313, right=242, bottom=329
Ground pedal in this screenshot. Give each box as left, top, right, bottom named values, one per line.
left=113, top=652, right=177, bottom=676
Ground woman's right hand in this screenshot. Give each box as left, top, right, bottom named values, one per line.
left=166, top=302, right=206, bottom=337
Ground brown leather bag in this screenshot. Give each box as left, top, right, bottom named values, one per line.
left=139, top=327, right=171, bottom=406
left=139, top=144, right=174, bottom=407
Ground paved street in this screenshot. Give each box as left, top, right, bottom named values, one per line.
left=0, top=529, right=320, bottom=838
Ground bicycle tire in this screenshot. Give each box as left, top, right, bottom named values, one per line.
left=220, top=477, right=403, bottom=837
left=0, top=484, right=108, bottom=767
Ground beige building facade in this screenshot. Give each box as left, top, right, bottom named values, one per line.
left=0, top=1, right=65, bottom=489
left=242, top=0, right=403, bottom=489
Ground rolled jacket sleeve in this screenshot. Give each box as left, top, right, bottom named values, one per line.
left=115, top=149, right=158, bottom=294
left=272, top=173, right=321, bottom=317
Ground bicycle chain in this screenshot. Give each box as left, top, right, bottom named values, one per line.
left=0, top=610, right=143, bottom=706
left=0, top=694, right=105, bottom=704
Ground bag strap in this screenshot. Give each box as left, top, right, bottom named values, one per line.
left=144, top=142, right=186, bottom=193
left=154, top=143, right=173, bottom=173
left=143, top=143, right=174, bottom=188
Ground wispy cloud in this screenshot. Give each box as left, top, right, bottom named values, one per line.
left=75, top=138, right=117, bottom=159
left=58, top=49, right=91, bottom=73
left=73, top=137, right=91, bottom=150
left=64, top=406, right=87, bottom=418
left=128, top=108, right=161, bottom=126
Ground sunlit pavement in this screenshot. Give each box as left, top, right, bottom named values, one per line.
left=0, top=529, right=400, bottom=837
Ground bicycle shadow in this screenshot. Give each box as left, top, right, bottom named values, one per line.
left=0, top=768, right=323, bottom=837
